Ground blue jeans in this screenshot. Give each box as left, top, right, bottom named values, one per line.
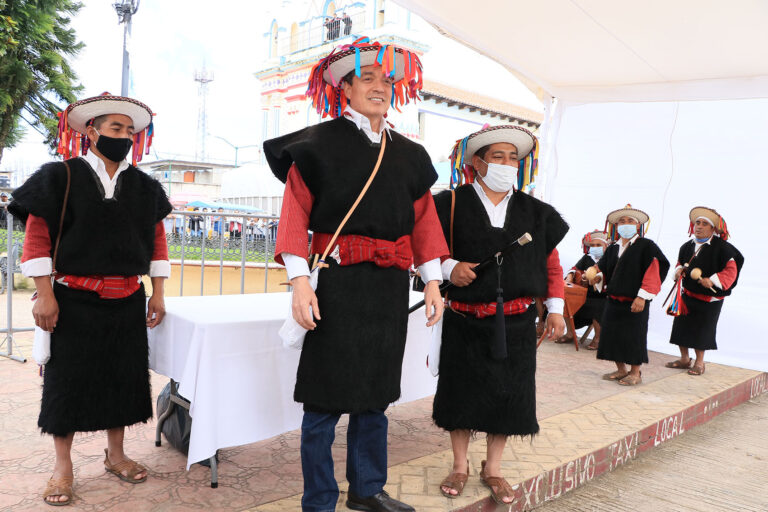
left=300, top=409, right=388, bottom=512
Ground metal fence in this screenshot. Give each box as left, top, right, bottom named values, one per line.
left=163, top=209, right=281, bottom=296
left=0, top=207, right=32, bottom=363
left=0, top=207, right=283, bottom=364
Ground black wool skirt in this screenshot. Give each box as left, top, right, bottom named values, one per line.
left=294, top=260, right=410, bottom=414
left=596, top=298, right=650, bottom=366
left=38, top=283, right=153, bottom=436
left=573, top=296, right=606, bottom=329
left=669, top=295, right=723, bottom=351
left=433, top=306, right=539, bottom=437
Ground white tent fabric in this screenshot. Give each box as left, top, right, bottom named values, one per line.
left=395, top=0, right=768, bottom=103
left=394, top=0, right=768, bottom=370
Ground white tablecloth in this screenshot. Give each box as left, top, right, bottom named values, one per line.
left=148, top=292, right=437, bottom=469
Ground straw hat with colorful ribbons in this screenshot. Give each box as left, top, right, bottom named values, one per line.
left=581, top=230, right=610, bottom=253
left=604, top=204, right=650, bottom=241
left=689, top=206, right=729, bottom=240
left=448, top=124, right=539, bottom=191
left=56, top=92, right=154, bottom=165
left=306, top=36, right=423, bottom=119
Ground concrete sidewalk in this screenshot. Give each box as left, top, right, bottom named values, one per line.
left=535, top=392, right=768, bottom=512
left=1, top=303, right=765, bottom=511
left=254, top=355, right=766, bottom=511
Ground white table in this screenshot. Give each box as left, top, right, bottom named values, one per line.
left=147, top=292, right=437, bottom=471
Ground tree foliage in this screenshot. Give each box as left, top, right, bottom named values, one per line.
left=0, top=0, right=83, bottom=163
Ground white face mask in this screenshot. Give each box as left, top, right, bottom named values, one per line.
left=478, top=160, right=518, bottom=193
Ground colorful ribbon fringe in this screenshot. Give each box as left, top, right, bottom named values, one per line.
left=306, top=36, right=423, bottom=119
left=666, top=276, right=688, bottom=316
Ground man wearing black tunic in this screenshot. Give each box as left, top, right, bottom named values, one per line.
left=9, top=94, right=171, bottom=506
left=588, top=205, right=669, bottom=386
left=431, top=125, right=568, bottom=505
left=665, top=207, right=743, bottom=375
left=264, top=38, right=447, bottom=512
left=560, top=230, right=610, bottom=349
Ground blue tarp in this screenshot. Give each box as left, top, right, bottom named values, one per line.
left=185, top=200, right=267, bottom=213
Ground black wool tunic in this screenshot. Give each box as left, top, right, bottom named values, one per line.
left=264, top=118, right=437, bottom=413
left=571, top=253, right=607, bottom=329
left=596, top=238, right=670, bottom=366
left=9, top=158, right=172, bottom=435
left=431, top=185, right=568, bottom=435
left=669, top=237, right=744, bottom=351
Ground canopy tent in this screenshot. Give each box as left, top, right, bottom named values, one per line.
left=394, top=0, right=768, bottom=371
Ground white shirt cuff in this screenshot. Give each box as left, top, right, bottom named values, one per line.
left=418, top=258, right=442, bottom=284
left=637, top=288, right=656, bottom=301
left=282, top=253, right=310, bottom=281
left=441, top=258, right=459, bottom=282
left=149, top=260, right=171, bottom=278
left=710, top=273, right=723, bottom=290
left=593, top=272, right=604, bottom=292
left=21, top=257, right=52, bottom=277
left=544, top=297, right=564, bottom=315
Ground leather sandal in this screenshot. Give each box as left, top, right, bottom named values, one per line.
left=439, top=465, right=468, bottom=498
left=688, top=364, right=705, bottom=375
left=618, top=372, right=642, bottom=386
left=103, top=448, right=148, bottom=484
left=43, top=476, right=73, bottom=506
left=554, top=334, right=572, bottom=344
left=602, top=370, right=629, bottom=381
left=665, top=359, right=693, bottom=369
left=480, top=460, right=515, bottom=505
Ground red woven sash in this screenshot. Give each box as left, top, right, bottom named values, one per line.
left=56, top=275, right=141, bottom=299
left=310, top=233, right=413, bottom=271
left=447, top=297, right=533, bottom=319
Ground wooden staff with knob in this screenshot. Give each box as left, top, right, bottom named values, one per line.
left=689, top=267, right=717, bottom=293
left=407, top=232, right=533, bottom=314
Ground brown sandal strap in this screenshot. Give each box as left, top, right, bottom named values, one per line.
left=482, top=475, right=515, bottom=501
left=104, top=449, right=146, bottom=480
left=440, top=472, right=468, bottom=492
left=43, top=477, right=73, bottom=501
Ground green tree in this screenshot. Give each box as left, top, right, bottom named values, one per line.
left=0, top=0, right=83, bottom=164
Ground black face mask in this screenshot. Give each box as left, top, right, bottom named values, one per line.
left=95, top=132, right=133, bottom=162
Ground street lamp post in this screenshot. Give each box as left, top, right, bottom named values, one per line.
left=211, top=135, right=260, bottom=167
left=113, top=0, right=140, bottom=96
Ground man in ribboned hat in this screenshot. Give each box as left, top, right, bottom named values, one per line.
left=664, top=207, right=743, bottom=375
left=8, top=93, right=172, bottom=506
left=263, top=37, right=448, bottom=512
left=559, top=230, right=611, bottom=350
left=587, top=205, right=669, bottom=386
left=431, top=125, right=568, bottom=505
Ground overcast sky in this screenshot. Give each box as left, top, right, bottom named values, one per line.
left=0, top=0, right=542, bottom=175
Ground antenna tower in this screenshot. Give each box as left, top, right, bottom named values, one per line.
left=194, top=66, right=214, bottom=161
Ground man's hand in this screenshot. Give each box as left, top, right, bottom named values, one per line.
left=564, top=273, right=574, bottom=284
left=542, top=313, right=565, bottom=340
left=146, top=294, right=166, bottom=328
left=674, top=267, right=684, bottom=280
left=32, top=289, right=59, bottom=332
left=291, top=275, right=320, bottom=330
left=631, top=297, right=646, bottom=313
left=424, top=280, right=444, bottom=327
left=699, top=277, right=715, bottom=290
left=450, top=262, right=478, bottom=287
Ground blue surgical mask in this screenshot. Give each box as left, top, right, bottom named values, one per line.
left=617, top=224, right=637, bottom=239
left=588, top=246, right=604, bottom=258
